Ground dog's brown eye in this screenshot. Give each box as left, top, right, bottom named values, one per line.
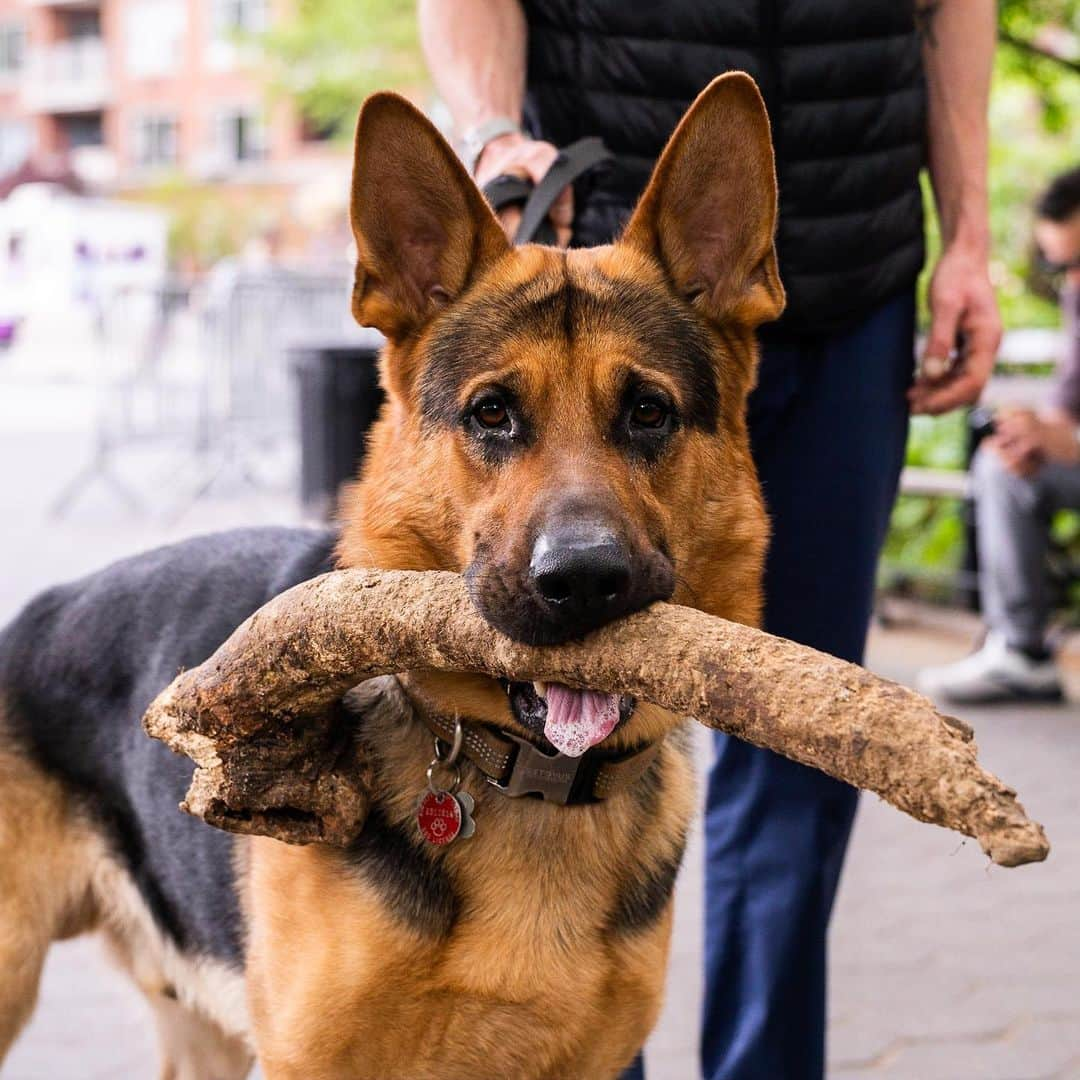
left=474, top=397, right=509, bottom=429
left=631, top=398, right=668, bottom=429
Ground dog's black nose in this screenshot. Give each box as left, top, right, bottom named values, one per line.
left=529, top=526, right=632, bottom=617
left=466, top=515, right=674, bottom=645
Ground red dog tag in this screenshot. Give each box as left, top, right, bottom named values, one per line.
left=417, top=790, right=462, bottom=845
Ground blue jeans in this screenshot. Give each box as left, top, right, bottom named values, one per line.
left=621, top=292, right=914, bottom=1080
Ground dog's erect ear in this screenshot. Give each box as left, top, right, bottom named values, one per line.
left=350, top=93, right=509, bottom=340
left=621, top=73, right=784, bottom=329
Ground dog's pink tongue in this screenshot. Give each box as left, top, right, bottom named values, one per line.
left=543, top=684, right=620, bottom=757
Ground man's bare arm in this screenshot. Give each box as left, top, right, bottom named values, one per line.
left=418, top=0, right=573, bottom=245
left=418, top=0, right=526, bottom=135
left=910, top=0, right=1002, bottom=416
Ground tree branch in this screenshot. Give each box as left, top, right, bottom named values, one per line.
left=144, top=569, right=1050, bottom=868
left=1000, top=28, right=1080, bottom=76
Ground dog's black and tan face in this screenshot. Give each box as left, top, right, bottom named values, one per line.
left=337, top=74, right=784, bottom=750
left=427, top=255, right=711, bottom=646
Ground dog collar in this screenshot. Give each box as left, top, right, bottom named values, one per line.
left=421, top=710, right=660, bottom=806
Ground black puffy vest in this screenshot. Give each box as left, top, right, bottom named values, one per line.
left=521, top=1, right=927, bottom=336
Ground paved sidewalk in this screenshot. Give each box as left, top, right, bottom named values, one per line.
left=1, top=378, right=1078, bottom=1078
left=826, top=629, right=1080, bottom=1080
left=647, top=625, right=1080, bottom=1080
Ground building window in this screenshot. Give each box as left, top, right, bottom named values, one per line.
left=0, top=120, right=31, bottom=176
left=207, top=0, right=267, bottom=68
left=211, top=0, right=267, bottom=37
left=58, top=112, right=104, bottom=150
left=216, top=108, right=266, bottom=164
left=0, top=23, right=25, bottom=75
left=60, top=10, right=101, bottom=40
left=133, top=114, right=179, bottom=168
left=125, top=0, right=186, bottom=78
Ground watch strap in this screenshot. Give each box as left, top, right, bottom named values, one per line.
left=460, top=117, right=522, bottom=175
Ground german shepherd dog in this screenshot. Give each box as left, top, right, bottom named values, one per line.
left=0, top=74, right=782, bottom=1079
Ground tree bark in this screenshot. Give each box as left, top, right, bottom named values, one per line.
left=144, top=569, right=1049, bottom=867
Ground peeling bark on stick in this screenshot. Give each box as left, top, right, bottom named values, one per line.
left=143, top=569, right=1050, bottom=867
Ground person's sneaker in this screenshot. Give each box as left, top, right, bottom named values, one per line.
left=917, top=633, right=1064, bottom=705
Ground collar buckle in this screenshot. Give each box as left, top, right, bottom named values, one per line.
left=486, top=731, right=588, bottom=805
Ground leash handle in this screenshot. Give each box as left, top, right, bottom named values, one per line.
left=481, top=171, right=557, bottom=244
left=479, top=137, right=614, bottom=247
left=481, top=173, right=533, bottom=214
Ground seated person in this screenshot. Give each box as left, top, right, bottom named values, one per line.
left=920, top=165, right=1080, bottom=703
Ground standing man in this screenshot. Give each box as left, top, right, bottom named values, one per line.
left=419, top=3, right=1001, bottom=1078
left=920, top=165, right=1080, bottom=705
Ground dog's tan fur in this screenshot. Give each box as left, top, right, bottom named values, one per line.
left=0, top=706, right=252, bottom=1079
left=246, top=694, right=696, bottom=1079
left=0, top=73, right=780, bottom=1079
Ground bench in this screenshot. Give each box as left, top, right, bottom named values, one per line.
left=899, top=466, right=969, bottom=500
left=898, top=327, right=1061, bottom=504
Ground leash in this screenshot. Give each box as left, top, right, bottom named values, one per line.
left=480, top=136, right=614, bottom=245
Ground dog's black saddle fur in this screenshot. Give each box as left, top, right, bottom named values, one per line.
left=0, top=527, right=337, bottom=963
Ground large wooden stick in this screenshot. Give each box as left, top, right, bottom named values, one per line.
left=144, top=569, right=1049, bottom=867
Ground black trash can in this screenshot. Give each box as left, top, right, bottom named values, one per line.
left=292, top=337, right=385, bottom=519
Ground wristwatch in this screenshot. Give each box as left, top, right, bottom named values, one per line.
left=459, top=117, right=522, bottom=176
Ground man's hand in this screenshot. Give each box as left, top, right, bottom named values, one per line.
left=988, top=408, right=1080, bottom=477
left=475, top=132, right=574, bottom=247
left=914, top=0, right=997, bottom=416
left=908, top=241, right=1002, bottom=416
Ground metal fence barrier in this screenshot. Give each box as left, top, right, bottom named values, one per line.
left=50, top=267, right=367, bottom=519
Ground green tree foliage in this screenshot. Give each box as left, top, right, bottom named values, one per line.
left=989, top=0, right=1080, bottom=328
left=259, top=0, right=424, bottom=136
left=999, top=0, right=1080, bottom=132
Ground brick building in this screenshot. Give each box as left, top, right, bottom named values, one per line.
left=0, top=0, right=342, bottom=190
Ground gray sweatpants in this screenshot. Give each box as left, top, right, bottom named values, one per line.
left=973, top=446, right=1080, bottom=650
